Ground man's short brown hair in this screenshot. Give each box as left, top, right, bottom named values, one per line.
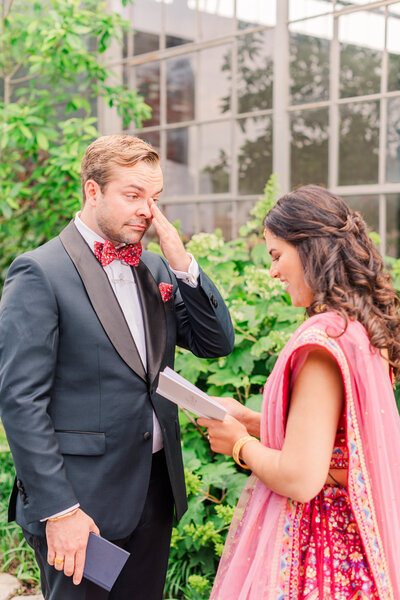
left=80, top=135, right=160, bottom=203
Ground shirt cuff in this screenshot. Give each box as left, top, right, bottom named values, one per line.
left=40, top=503, right=80, bottom=522
left=170, top=253, right=199, bottom=288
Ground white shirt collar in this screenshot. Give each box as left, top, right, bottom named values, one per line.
left=74, top=212, right=105, bottom=253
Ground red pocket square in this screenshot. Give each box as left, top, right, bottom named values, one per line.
left=158, top=282, right=173, bottom=303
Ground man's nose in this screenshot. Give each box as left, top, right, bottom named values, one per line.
left=136, top=197, right=152, bottom=218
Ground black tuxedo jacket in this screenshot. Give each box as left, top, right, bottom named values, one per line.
left=0, top=222, right=234, bottom=538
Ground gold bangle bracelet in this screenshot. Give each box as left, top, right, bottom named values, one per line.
left=48, top=507, right=79, bottom=522
left=232, top=435, right=259, bottom=470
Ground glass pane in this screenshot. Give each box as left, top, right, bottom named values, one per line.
left=161, top=203, right=198, bottom=240
left=132, top=0, right=161, bottom=55
left=289, top=16, right=332, bottom=105
left=386, top=97, right=400, bottom=183
left=289, top=0, right=334, bottom=21
left=126, top=62, right=160, bottom=127
left=387, top=6, right=400, bottom=92
left=386, top=194, right=400, bottom=257
left=167, top=55, right=195, bottom=123
left=339, top=10, right=384, bottom=98
left=237, top=0, right=276, bottom=29
left=387, top=2, right=400, bottom=14
left=237, top=29, right=274, bottom=113
left=339, top=101, right=379, bottom=185
left=165, top=127, right=196, bottom=195
left=237, top=115, right=273, bottom=195
left=198, top=45, right=232, bottom=120
left=136, top=131, right=160, bottom=152
left=290, top=107, right=329, bottom=188
left=199, top=202, right=233, bottom=239
left=198, top=0, right=234, bottom=40
left=344, top=195, right=379, bottom=235
left=165, top=0, right=196, bottom=48
left=199, top=122, right=231, bottom=194
left=234, top=199, right=255, bottom=235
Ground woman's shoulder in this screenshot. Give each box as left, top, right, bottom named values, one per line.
left=294, top=312, right=369, bottom=350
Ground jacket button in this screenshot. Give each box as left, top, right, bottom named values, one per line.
left=16, top=479, right=23, bottom=491
left=144, top=432, right=152, bottom=441
left=209, top=293, right=218, bottom=308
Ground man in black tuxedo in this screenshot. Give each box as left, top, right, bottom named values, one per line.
left=0, top=135, right=234, bottom=600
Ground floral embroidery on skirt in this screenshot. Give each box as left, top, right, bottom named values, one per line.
left=288, top=486, right=379, bottom=599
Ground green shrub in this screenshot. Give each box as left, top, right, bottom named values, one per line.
left=162, top=177, right=304, bottom=598
left=0, top=0, right=150, bottom=288
left=0, top=438, right=40, bottom=587
left=163, top=178, right=400, bottom=598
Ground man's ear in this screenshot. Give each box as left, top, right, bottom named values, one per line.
left=84, top=180, right=100, bottom=206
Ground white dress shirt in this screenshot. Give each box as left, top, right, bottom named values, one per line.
left=42, top=215, right=199, bottom=520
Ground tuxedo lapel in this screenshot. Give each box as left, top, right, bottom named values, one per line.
left=59, top=221, right=147, bottom=382
left=134, top=260, right=167, bottom=386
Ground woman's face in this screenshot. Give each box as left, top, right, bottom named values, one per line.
left=265, top=229, right=314, bottom=308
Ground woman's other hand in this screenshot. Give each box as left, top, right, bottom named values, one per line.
left=211, top=396, right=261, bottom=437
left=197, top=414, right=249, bottom=456
left=211, top=396, right=247, bottom=421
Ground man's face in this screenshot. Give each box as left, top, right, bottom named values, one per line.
left=88, top=162, right=163, bottom=245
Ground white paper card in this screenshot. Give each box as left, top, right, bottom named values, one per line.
left=157, top=367, right=227, bottom=420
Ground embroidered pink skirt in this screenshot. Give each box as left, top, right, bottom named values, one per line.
left=286, top=485, right=379, bottom=599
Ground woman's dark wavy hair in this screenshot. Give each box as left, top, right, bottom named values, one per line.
left=263, top=184, right=400, bottom=380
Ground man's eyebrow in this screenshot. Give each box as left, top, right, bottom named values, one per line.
left=122, top=184, right=164, bottom=195
left=268, top=247, right=276, bottom=255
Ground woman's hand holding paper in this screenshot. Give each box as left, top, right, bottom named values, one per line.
left=197, top=414, right=249, bottom=456
left=210, top=396, right=261, bottom=437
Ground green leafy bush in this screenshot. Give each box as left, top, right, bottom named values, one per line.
left=162, top=177, right=305, bottom=599
left=162, top=177, right=400, bottom=598
left=0, top=0, right=150, bottom=287
left=0, top=426, right=40, bottom=588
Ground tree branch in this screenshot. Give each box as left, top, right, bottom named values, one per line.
left=5, top=0, right=14, bottom=19
left=10, top=72, right=37, bottom=84
left=234, top=324, right=257, bottom=343
left=8, top=56, right=29, bottom=80
left=180, top=407, right=209, bottom=441
left=201, top=488, right=227, bottom=504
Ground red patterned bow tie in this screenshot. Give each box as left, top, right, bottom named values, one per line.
left=94, top=240, right=142, bottom=267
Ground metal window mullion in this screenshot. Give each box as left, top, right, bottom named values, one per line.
left=160, top=0, right=166, bottom=51
left=194, top=48, right=200, bottom=196
left=195, top=0, right=200, bottom=43
left=231, top=31, right=238, bottom=204
left=378, top=6, right=389, bottom=255
left=333, top=183, right=400, bottom=194
left=160, top=56, right=167, bottom=175
left=273, top=0, right=290, bottom=194
left=230, top=23, right=239, bottom=238
left=127, top=2, right=134, bottom=59
left=158, top=1, right=166, bottom=171
left=195, top=202, right=200, bottom=234
left=289, top=0, right=400, bottom=24
left=329, top=13, right=339, bottom=189
left=379, top=193, right=387, bottom=256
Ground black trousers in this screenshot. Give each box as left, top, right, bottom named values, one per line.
left=24, top=450, right=174, bottom=600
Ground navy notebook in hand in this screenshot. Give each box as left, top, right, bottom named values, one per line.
left=83, top=533, right=130, bottom=591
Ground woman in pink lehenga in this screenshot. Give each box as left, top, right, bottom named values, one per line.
left=198, top=185, right=400, bottom=599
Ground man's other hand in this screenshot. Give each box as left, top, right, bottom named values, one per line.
left=46, top=508, right=100, bottom=585
left=149, top=198, right=191, bottom=272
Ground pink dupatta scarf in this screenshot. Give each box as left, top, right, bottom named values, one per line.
left=210, top=313, right=400, bottom=599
